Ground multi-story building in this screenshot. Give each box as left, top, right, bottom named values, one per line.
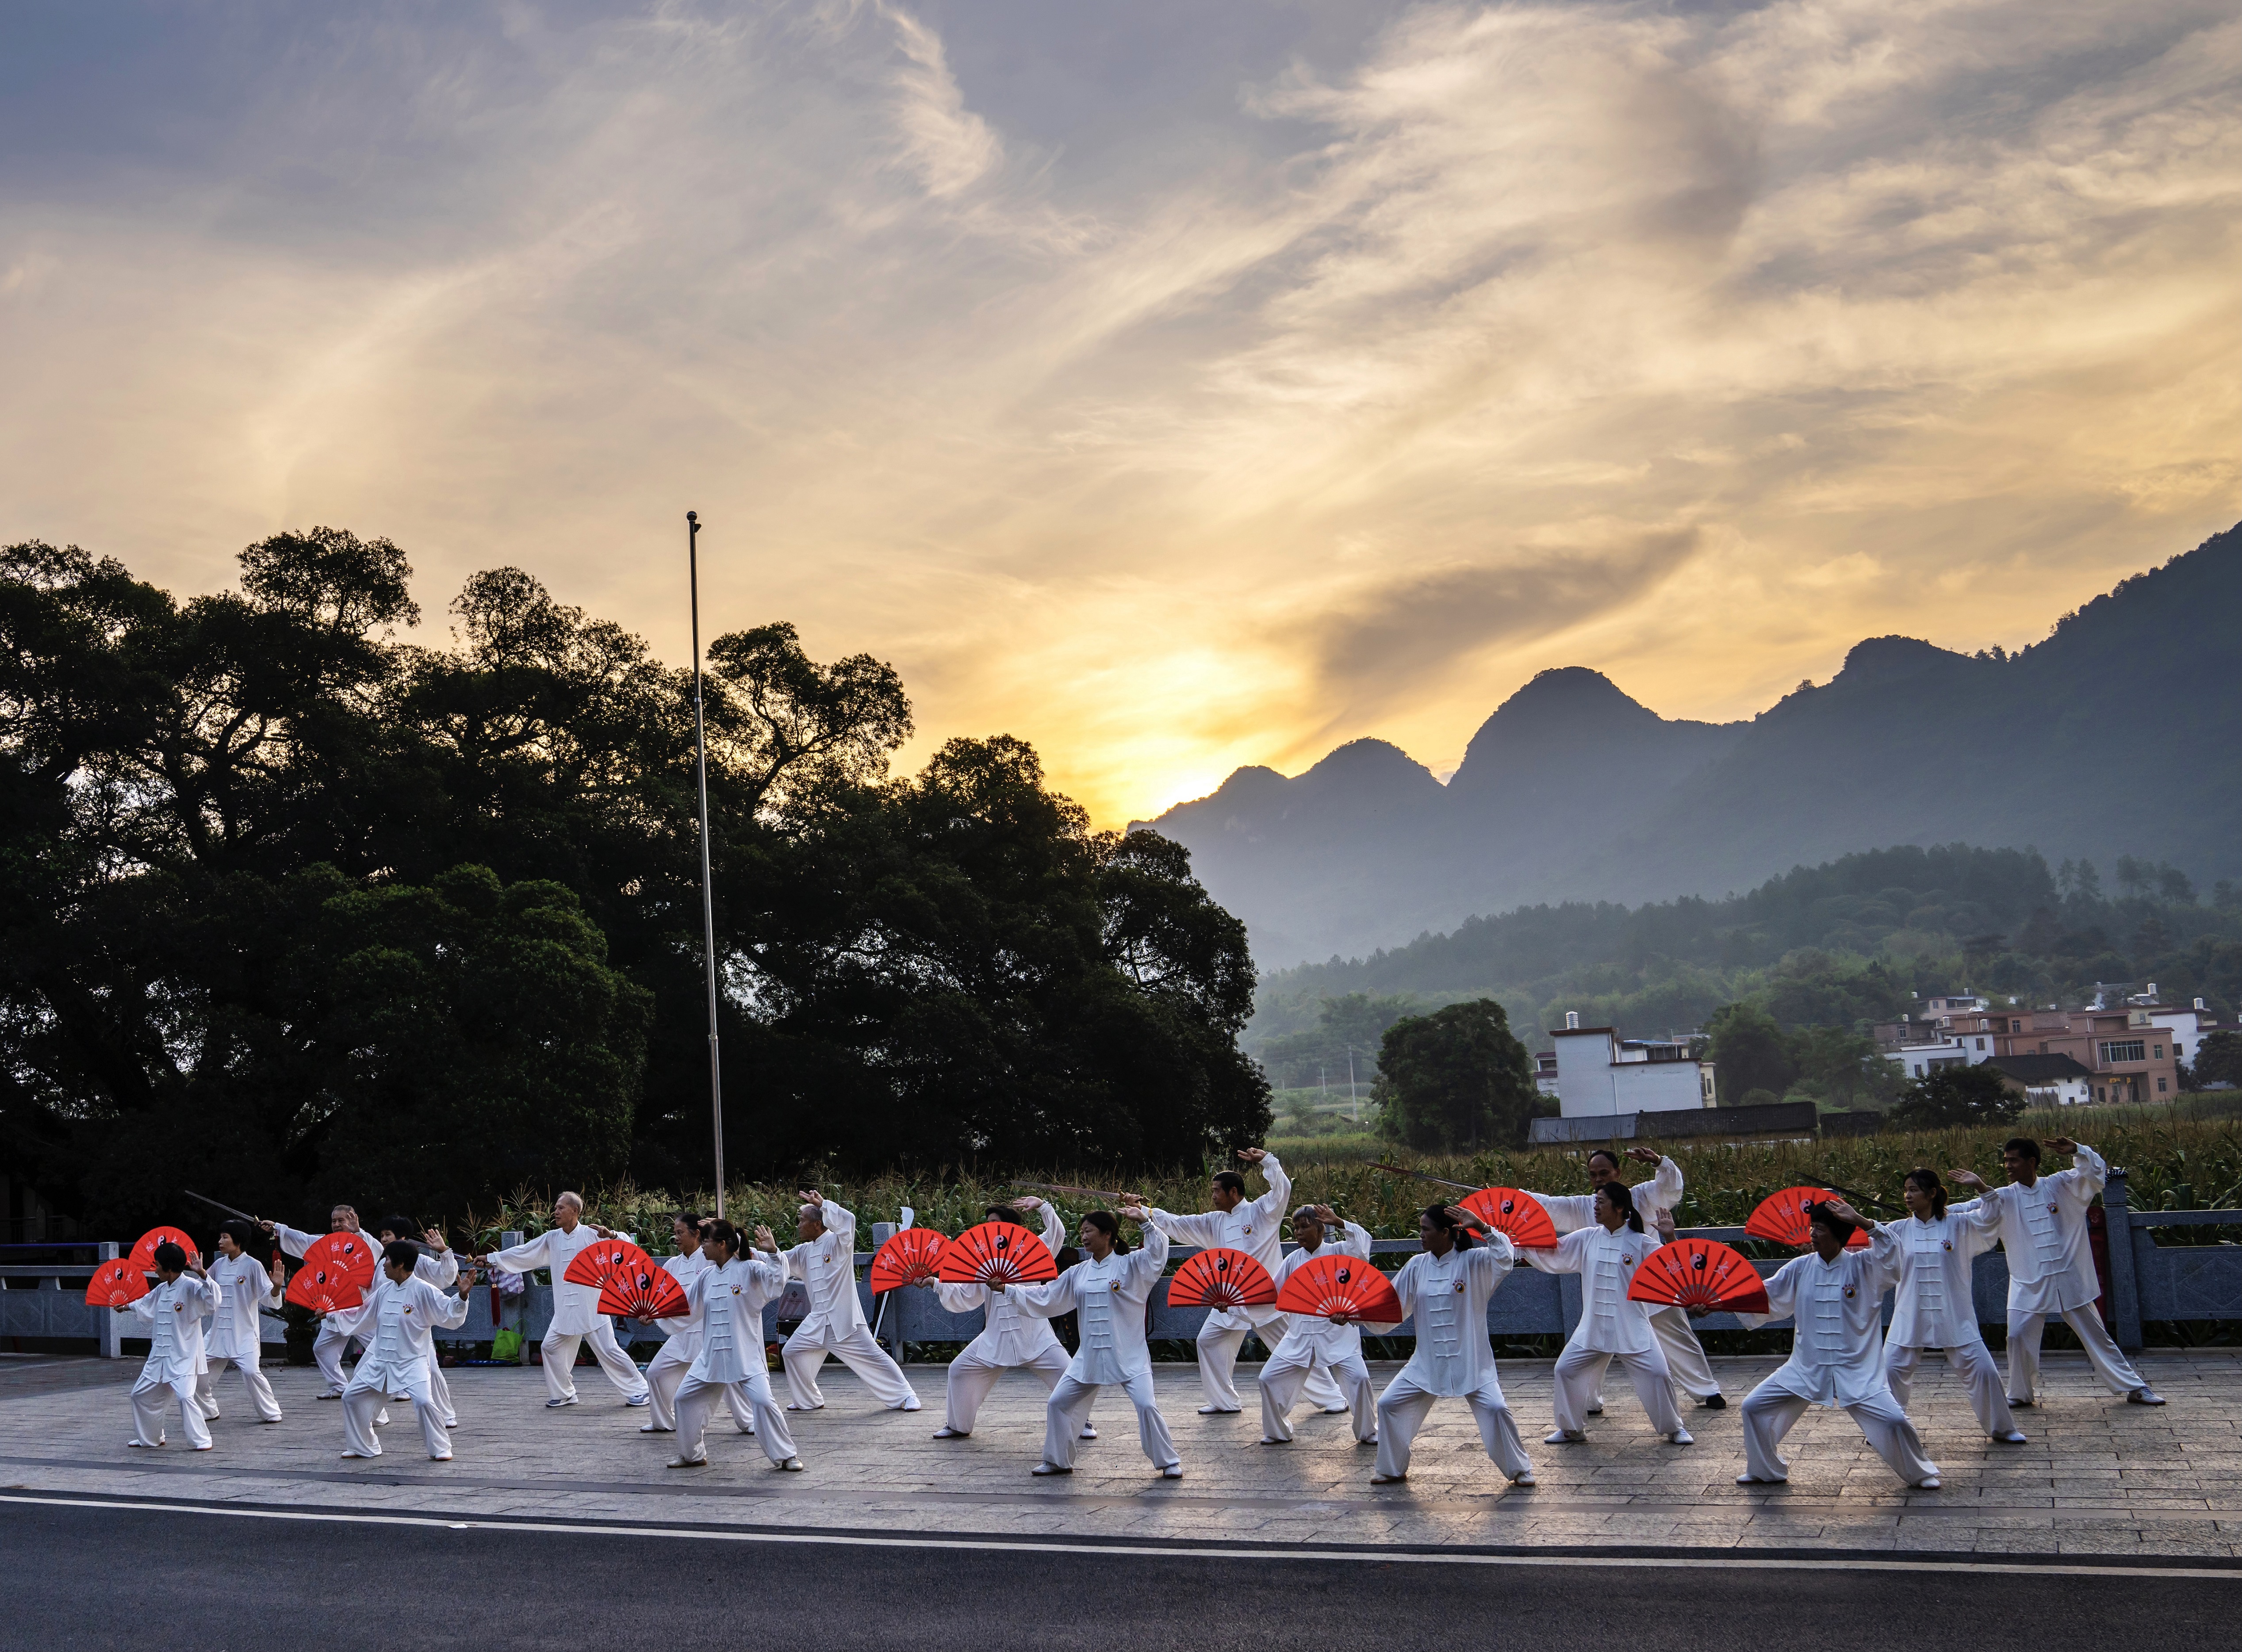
left=1547, top=1013, right=1716, bottom=1118
left=1946, top=1005, right=2183, bottom=1105
left=2135, top=992, right=2222, bottom=1068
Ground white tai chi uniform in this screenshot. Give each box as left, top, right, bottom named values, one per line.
left=931, top=1204, right=1091, bottom=1437
left=1009, top=1226, right=1180, bottom=1472
left=1881, top=1200, right=2020, bottom=1438
left=1976, top=1145, right=2152, bottom=1402
left=122, top=1275, right=217, bottom=1449
left=342, top=1276, right=470, bottom=1459
left=779, top=1200, right=920, bottom=1411
left=1146, top=1153, right=1348, bottom=1414
left=1523, top=1160, right=1718, bottom=1403
left=1374, top=1235, right=1535, bottom=1483
left=273, top=1223, right=368, bottom=1395
left=1526, top=1224, right=1689, bottom=1441
left=674, top=1252, right=799, bottom=1466
left=483, top=1223, right=652, bottom=1405
left=643, top=1249, right=753, bottom=1434
left=1258, top=1221, right=1383, bottom=1445
left=1736, top=1226, right=1938, bottom=1487
left=197, top=1252, right=283, bottom=1423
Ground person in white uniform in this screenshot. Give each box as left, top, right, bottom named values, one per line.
left=669, top=1221, right=801, bottom=1471
left=1258, top=1203, right=1381, bottom=1447
left=1733, top=1197, right=1939, bottom=1488
left=341, top=1241, right=471, bottom=1461
left=262, top=1204, right=370, bottom=1398
left=1371, top=1204, right=1535, bottom=1487
left=928, top=1197, right=1093, bottom=1442
left=1138, top=1150, right=1348, bottom=1415
left=373, top=1215, right=462, bottom=1428
left=1006, top=1207, right=1183, bottom=1478
left=1951, top=1136, right=2164, bottom=1408
left=641, top=1214, right=753, bottom=1437
left=1519, top=1146, right=1722, bottom=1412
left=1880, top=1169, right=2026, bottom=1443
left=118, top=1242, right=218, bottom=1451
left=477, top=1192, right=652, bottom=1409
left=1525, top=1181, right=1693, bottom=1447
left=197, top=1221, right=284, bottom=1425
left=778, top=1190, right=921, bottom=1413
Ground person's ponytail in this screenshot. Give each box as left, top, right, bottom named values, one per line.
left=1602, top=1180, right=1644, bottom=1234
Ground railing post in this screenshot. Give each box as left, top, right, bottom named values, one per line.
left=2104, top=1168, right=2144, bottom=1351
left=97, top=1241, right=120, bottom=1359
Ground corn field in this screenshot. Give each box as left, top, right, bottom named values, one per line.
left=454, top=1105, right=2242, bottom=1250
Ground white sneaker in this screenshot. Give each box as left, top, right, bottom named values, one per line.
left=777, top=1457, right=805, bottom=1472
left=667, top=1452, right=708, bottom=1469
left=1544, top=1429, right=1584, bottom=1444
left=1371, top=1471, right=1406, bottom=1484
left=1736, top=1472, right=1786, bottom=1485
left=1196, top=1404, right=1238, bottom=1415
left=1511, top=1471, right=1537, bottom=1486
left=640, top=1423, right=674, bottom=1434
left=1995, top=1429, right=2028, bottom=1444
left=1916, top=1475, right=1942, bottom=1489
left=1159, top=1464, right=1183, bottom=1478
left=1669, top=1428, right=1694, bottom=1446
left=1259, top=1436, right=1288, bottom=1446
left=545, top=1396, right=579, bottom=1409
left=932, top=1426, right=969, bottom=1439
left=429, top=1453, right=453, bottom=1462
left=897, top=1397, right=922, bottom=1412
left=1078, top=1423, right=1098, bottom=1439
left=1031, top=1461, right=1072, bottom=1476
left=624, top=1394, right=651, bottom=1408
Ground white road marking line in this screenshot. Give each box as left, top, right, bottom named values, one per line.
left=3, top=1491, right=2238, bottom=1579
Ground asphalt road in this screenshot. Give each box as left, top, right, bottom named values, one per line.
left=4, top=1495, right=2235, bottom=1651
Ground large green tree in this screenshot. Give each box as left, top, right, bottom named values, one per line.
left=1372, top=999, right=1537, bottom=1152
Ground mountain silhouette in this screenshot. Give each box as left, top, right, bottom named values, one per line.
left=1142, top=524, right=2242, bottom=967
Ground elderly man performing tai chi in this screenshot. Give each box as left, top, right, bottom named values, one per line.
left=1259, top=1203, right=1380, bottom=1448
left=778, top=1189, right=921, bottom=1413
left=1518, top=1146, right=1722, bottom=1413
left=1005, top=1205, right=1183, bottom=1478
left=1139, top=1148, right=1349, bottom=1416
left=477, top=1193, right=652, bottom=1410
left=1953, top=1136, right=2165, bottom=1409
left=1371, top=1204, right=1536, bottom=1487
left=928, top=1196, right=1094, bottom=1442
left=261, top=1204, right=373, bottom=1399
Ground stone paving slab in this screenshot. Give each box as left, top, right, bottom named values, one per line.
left=2, top=1349, right=2234, bottom=1556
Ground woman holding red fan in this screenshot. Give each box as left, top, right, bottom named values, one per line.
left=1004, top=1205, right=1182, bottom=1479
left=1525, top=1182, right=1694, bottom=1449
left=1370, top=1204, right=1535, bottom=1487
left=668, top=1221, right=800, bottom=1472
left=1732, top=1198, right=1940, bottom=1488
left=1259, top=1203, right=1383, bottom=1448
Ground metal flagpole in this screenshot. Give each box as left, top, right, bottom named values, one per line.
left=687, top=510, right=727, bottom=1219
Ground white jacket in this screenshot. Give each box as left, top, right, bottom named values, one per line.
left=1976, top=1145, right=2110, bottom=1315
left=782, top=1201, right=868, bottom=1335
left=1525, top=1223, right=1661, bottom=1357
left=1741, top=1227, right=1904, bottom=1407
left=205, top=1253, right=280, bottom=1361
left=350, top=1275, right=470, bottom=1394
left=1882, top=1201, right=2002, bottom=1349
left=684, top=1253, right=789, bottom=1386
left=1265, top=1221, right=1380, bottom=1364
left=1521, top=1157, right=1685, bottom=1234
left=126, top=1276, right=216, bottom=1384
left=1389, top=1234, right=1517, bottom=1397
left=1009, top=1227, right=1171, bottom=1386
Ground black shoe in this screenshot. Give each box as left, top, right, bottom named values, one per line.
left=1700, top=1394, right=1727, bottom=1411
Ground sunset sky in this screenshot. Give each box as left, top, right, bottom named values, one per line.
left=4, top=0, right=2236, bottom=825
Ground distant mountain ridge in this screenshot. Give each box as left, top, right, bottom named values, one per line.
left=1142, top=525, right=2242, bottom=968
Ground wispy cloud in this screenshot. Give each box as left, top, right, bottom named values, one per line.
left=1, top=0, right=2234, bottom=822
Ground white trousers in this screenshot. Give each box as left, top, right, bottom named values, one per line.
left=646, top=1338, right=751, bottom=1431
left=677, top=1372, right=797, bottom=1464
left=1043, top=1369, right=1177, bottom=1471
left=1740, top=1378, right=1938, bottom=1486
left=311, top=1317, right=360, bottom=1393
left=781, top=1321, right=919, bottom=1410
left=1554, top=1342, right=1686, bottom=1437
left=1886, top=1341, right=2018, bottom=1437
left=540, top=1319, right=650, bottom=1403
left=1194, top=1320, right=1348, bottom=1411
left=129, top=1370, right=211, bottom=1449
left=2004, top=1303, right=2147, bottom=1400
left=1258, top=1344, right=1376, bottom=1443
left=1375, top=1371, right=1533, bottom=1481
left=945, top=1340, right=1077, bottom=1433
left=195, top=1353, right=282, bottom=1422
left=342, top=1371, right=450, bottom=1459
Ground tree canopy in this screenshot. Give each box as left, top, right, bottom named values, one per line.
left=0, top=533, right=1269, bottom=1230
left=1372, top=999, right=1538, bottom=1152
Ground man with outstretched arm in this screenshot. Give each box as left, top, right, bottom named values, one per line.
left=1139, top=1148, right=1349, bottom=1416
left=475, top=1192, right=652, bottom=1410
left=778, top=1188, right=921, bottom=1413
left=1953, top=1136, right=2165, bottom=1408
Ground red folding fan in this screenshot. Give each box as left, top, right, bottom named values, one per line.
left=1165, top=1246, right=1278, bottom=1311
left=1627, top=1237, right=1770, bottom=1315
left=85, top=1258, right=151, bottom=1309
left=1272, top=1253, right=1403, bottom=1325
left=1458, top=1188, right=1558, bottom=1250
left=128, top=1225, right=196, bottom=1270
left=937, top=1221, right=1058, bottom=1287
left=562, top=1238, right=652, bottom=1290
left=869, top=1227, right=948, bottom=1293
left=284, top=1230, right=379, bottom=1312
left=1745, top=1187, right=1870, bottom=1250
left=597, top=1261, right=691, bottom=1320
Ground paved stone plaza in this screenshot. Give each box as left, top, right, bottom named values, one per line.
left=4, top=1349, right=2238, bottom=1558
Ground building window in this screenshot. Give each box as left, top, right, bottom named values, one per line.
left=1975, top=1038, right=1986, bottom=1050
left=2097, top=1087, right=2106, bottom=1103
left=2100, top=1040, right=2146, bottom=1065
left=2158, top=1077, right=2168, bottom=1093
left=2154, top=1045, right=2164, bottom=1059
